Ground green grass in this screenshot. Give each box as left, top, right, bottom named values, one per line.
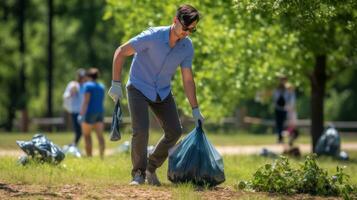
left=1, top=152, right=357, bottom=199
left=1, top=131, right=357, bottom=199
left=1, top=130, right=357, bottom=150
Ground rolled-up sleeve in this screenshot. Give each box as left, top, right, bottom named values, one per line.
left=180, top=47, right=194, bottom=68
left=129, top=28, right=154, bottom=53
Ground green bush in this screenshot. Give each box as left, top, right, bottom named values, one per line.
left=238, top=155, right=357, bottom=199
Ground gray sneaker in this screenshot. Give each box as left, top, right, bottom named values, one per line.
left=146, top=170, right=161, bottom=186
left=129, top=171, right=145, bottom=185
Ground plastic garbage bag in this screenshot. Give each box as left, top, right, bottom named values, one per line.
left=110, top=100, right=122, bottom=141
left=315, top=126, right=341, bottom=157
left=17, top=155, right=29, bottom=165
left=16, top=134, right=65, bottom=165
left=147, top=145, right=155, bottom=156
left=115, top=141, right=130, bottom=153
left=338, top=151, right=349, bottom=161
left=260, top=148, right=278, bottom=158
left=168, top=122, right=225, bottom=187
left=62, top=145, right=82, bottom=158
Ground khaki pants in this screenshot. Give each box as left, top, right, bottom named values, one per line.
left=127, top=85, right=182, bottom=177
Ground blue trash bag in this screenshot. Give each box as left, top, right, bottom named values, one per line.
left=16, top=134, right=65, bottom=165
left=168, top=122, right=225, bottom=187
left=315, top=126, right=341, bottom=157
left=109, top=100, right=122, bottom=141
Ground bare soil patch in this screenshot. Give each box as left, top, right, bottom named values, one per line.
left=0, top=181, right=342, bottom=200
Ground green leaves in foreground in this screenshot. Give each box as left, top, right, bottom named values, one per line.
left=237, top=155, right=357, bottom=199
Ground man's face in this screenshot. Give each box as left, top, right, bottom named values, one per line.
left=173, top=17, right=197, bottom=39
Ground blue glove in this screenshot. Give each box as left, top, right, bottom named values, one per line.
left=192, top=107, right=204, bottom=127
left=108, top=81, right=123, bottom=102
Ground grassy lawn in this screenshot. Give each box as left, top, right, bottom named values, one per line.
left=1, top=129, right=357, bottom=150
left=1, top=152, right=357, bottom=199
left=1, top=131, right=357, bottom=199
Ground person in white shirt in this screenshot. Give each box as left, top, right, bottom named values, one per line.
left=63, top=68, right=87, bottom=146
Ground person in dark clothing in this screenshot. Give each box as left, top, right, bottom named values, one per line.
left=273, top=77, right=289, bottom=143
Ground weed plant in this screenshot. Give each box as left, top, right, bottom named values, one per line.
left=238, top=154, right=357, bottom=199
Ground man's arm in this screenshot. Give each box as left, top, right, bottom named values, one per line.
left=80, top=93, right=90, bottom=117
left=180, top=67, right=198, bottom=108
left=112, top=42, right=136, bottom=81
left=181, top=67, right=204, bottom=126
left=108, top=42, right=136, bottom=102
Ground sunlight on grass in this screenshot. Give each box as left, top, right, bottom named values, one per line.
left=172, top=183, right=201, bottom=200
left=1, top=152, right=357, bottom=199
left=1, top=131, right=357, bottom=199
left=2, top=130, right=357, bottom=150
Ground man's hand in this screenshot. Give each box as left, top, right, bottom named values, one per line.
left=108, top=81, right=123, bottom=102
left=192, top=107, right=204, bottom=127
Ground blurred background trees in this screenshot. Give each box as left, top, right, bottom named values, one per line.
left=235, top=0, right=357, bottom=151
left=0, top=0, right=356, bottom=148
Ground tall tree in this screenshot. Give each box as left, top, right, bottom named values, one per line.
left=235, top=0, right=357, bottom=151
left=47, top=0, right=53, bottom=118
left=105, top=0, right=303, bottom=117
left=18, top=0, right=28, bottom=131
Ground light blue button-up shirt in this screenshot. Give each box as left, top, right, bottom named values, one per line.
left=127, top=26, right=194, bottom=101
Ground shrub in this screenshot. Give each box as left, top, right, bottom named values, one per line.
left=237, top=155, right=357, bottom=199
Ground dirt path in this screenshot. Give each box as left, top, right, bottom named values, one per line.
left=1, top=143, right=356, bottom=157
left=0, top=182, right=337, bottom=200
left=217, top=143, right=357, bottom=155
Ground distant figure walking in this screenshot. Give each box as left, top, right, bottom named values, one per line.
left=285, top=83, right=298, bottom=146
left=63, top=68, right=87, bottom=146
left=273, top=77, right=291, bottom=143
left=79, top=68, right=106, bottom=158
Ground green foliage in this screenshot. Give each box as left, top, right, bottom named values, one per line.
left=105, top=0, right=306, bottom=119
left=0, top=0, right=118, bottom=129
left=235, top=0, right=357, bottom=118
left=238, top=155, right=357, bottom=199
left=1, top=0, right=357, bottom=130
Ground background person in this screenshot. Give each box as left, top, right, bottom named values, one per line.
left=108, top=4, right=204, bottom=186
left=63, top=68, right=86, bottom=146
left=79, top=68, right=106, bottom=158
left=285, top=83, right=298, bottom=146
left=273, top=76, right=289, bottom=143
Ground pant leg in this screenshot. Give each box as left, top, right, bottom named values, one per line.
left=71, top=113, right=82, bottom=145
left=275, top=109, right=287, bottom=141
left=147, top=93, right=182, bottom=172
left=127, top=85, right=150, bottom=177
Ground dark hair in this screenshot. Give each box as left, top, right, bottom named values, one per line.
left=86, top=68, right=100, bottom=80
left=176, top=4, right=200, bottom=27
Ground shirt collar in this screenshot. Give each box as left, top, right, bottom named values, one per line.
left=164, top=25, right=186, bottom=47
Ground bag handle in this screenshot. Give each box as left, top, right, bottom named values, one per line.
left=196, top=120, right=204, bottom=133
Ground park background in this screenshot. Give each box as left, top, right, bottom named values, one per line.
left=0, top=0, right=357, bottom=199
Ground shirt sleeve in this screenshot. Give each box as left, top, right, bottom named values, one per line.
left=63, top=81, right=76, bottom=98
left=129, top=28, right=154, bottom=53
left=83, top=83, right=91, bottom=94
left=180, top=46, right=194, bottom=68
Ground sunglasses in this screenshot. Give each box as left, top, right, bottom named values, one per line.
left=178, top=18, right=197, bottom=33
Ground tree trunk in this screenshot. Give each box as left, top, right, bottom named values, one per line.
left=310, top=54, right=326, bottom=152
left=5, top=80, right=18, bottom=131
left=87, top=1, right=97, bottom=66
left=18, top=0, right=28, bottom=132
left=47, top=0, right=53, bottom=118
